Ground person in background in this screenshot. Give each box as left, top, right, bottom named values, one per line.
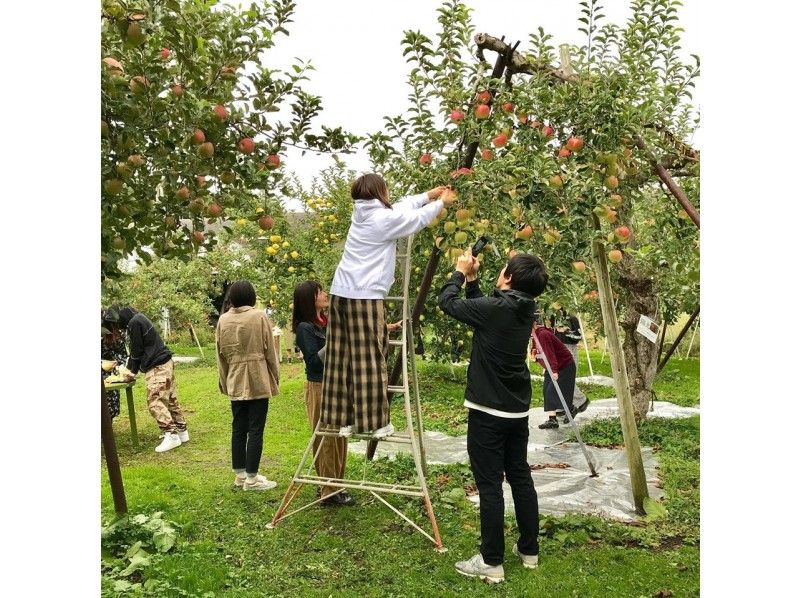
left=439, top=250, right=548, bottom=584
left=216, top=280, right=280, bottom=491
left=551, top=307, right=590, bottom=421
left=102, top=306, right=188, bottom=452
left=101, top=312, right=127, bottom=419
left=532, top=318, right=578, bottom=430
left=292, top=281, right=355, bottom=507
left=322, top=173, right=455, bottom=439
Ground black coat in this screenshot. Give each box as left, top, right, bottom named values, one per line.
left=438, top=272, right=538, bottom=415
left=116, top=308, right=172, bottom=374
left=294, top=321, right=326, bottom=382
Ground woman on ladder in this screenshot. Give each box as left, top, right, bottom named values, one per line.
left=323, top=174, right=455, bottom=438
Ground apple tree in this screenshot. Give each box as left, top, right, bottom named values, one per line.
left=101, top=0, right=359, bottom=281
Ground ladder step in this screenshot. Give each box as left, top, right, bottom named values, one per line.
left=388, top=385, right=406, bottom=394
left=388, top=339, right=404, bottom=346
left=385, top=296, right=404, bottom=302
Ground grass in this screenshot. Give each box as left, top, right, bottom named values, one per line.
left=102, top=349, right=700, bottom=597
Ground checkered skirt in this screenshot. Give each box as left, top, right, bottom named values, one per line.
left=321, top=295, right=389, bottom=431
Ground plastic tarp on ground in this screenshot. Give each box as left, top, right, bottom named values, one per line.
left=350, top=399, right=699, bottom=522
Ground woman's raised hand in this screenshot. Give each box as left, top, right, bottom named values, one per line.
left=439, top=187, right=458, bottom=207
left=427, top=186, right=447, bottom=200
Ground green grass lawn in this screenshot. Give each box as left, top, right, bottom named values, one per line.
left=102, top=350, right=700, bottom=597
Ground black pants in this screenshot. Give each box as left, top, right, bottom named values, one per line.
left=543, top=361, right=576, bottom=413
left=231, top=399, right=269, bottom=475
left=467, top=409, right=539, bottom=566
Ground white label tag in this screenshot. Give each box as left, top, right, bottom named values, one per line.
left=636, top=314, right=660, bottom=343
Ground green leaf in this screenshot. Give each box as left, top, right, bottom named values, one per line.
left=643, top=496, right=668, bottom=521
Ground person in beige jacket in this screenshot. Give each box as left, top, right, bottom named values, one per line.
left=216, top=280, right=280, bottom=491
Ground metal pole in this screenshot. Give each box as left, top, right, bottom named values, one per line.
left=576, top=314, right=594, bottom=378
left=101, top=376, right=128, bottom=515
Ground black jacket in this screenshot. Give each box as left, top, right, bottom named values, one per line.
left=438, top=272, right=538, bottom=415
left=116, top=308, right=173, bottom=374
left=294, top=321, right=326, bottom=383
left=554, top=314, right=582, bottom=346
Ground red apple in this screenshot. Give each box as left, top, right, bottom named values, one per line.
left=213, top=105, right=229, bottom=121
left=573, top=261, right=587, bottom=273
left=502, top=102, right=514, bottom=113
left=450, top=110, right=465, bottom=123
left=529, top=120, right=541, bottom=129
left=160, top=47, right=170, bottom=60
left=128, top=76, right=149, bottom=94
left=566, top=136, right=584, bottom=152
left=171, top=84, right=184, bottom=98
left=192, top=231, right=205, bottom=244
left=220, top=172, right=236, bottom=184
left=515, top=225, right=533, bottom=240
left=615, top=226, right=631, bottom=242
left=606, top=175, right=619, bottom=189
left=558, top=148, right=571, bottom=158
left=608, top=249, right=623, bottom=263
left=476, top=90, right=491, bottom=103
left=267, top=154, right=281, bottom=168
left=189, top=198, right=205, bottom=215
left=475, top=104, right=491, bottom=119
left=419, top=153, right=432, bottom=166
left=549, top=175, right=564, bottom=187
left=198, top=142, right=214, bottom=158
left=517, top=113, right=529, bottom=124
left=258, top=215, right=274, bottom=230
left=492, top=133, right=508, bottom=148
left=207, top=203, right=223, bottom=217
left=238, top=137, right=255, bottom=154
left=191, top=129, right=205, bottom=144
left=176, top=186, right=191, bottom=200
left=127, top=154, right=145, bottom=168
left=542, top=125, right=554, bottom=138
left=609, top=193, right=624, bottom=207
left=196, top=175, right=207, bottom=188
left=104, top=179, right=123, bottom=195
left=481, top=149, right=493, bottom=160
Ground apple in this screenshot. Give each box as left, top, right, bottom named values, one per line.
left=515, top=224, right=533, bottom=240
left=112, top=236, right=126, bottom=250
left=623, top=148, right=633, bottom=158
left=198, top=142, right=214, bottom=158
left=165, top=215, right=177, bottom=228
left=549, top=175, right=564, bottom=187
left=128, top=76, right=149, bottom=94
left=238, top=137, right=255, bottom=154
left=171, top=84, right=184, bottom=98
left=566, top=136, right=584, bottom=152
left=104, top=179, right=123, bottom=195
left=443, top=221, right=457, bottom=234
left=127, top=154, right=145, bottom=168
left=207, top=203, right=223, bottom=217
left=609, top=193, right=623, bottom=207
left=481, top=149, right=493, bottom=160
left=606, top=175, right=619, bottom=189
left=475, top=104, right=490, bottom=119
left=438, top=207, right=448, bottom=219
left=270, top=284, right=278, bottom=292
left=615, top=226, right=631, bottom=242
left=115, top=162, right=132, bottom=178
left=127, top=22, right=145, bottom=46
left=558, top=148, right=571, bottom=158
left=258, top=215, right=274, bottom=230
left=290, top=250, right=300, bottom=259
left=196, top=175, right=207, bottom=188
left=502, top=102, right=514, bottom=113
left=573, top=261, right=587, bottom=273
left=542, top=125, right=554, bottom=137
left=160, top=48, right=170, bottom=60
left=419, top=153, right=432, bottom=166
left=454, top=231, right=468, bottom=244
left=266, top=246, right=278, bottom=256
left=476, top=90, right=491, bottom=103
left=191, top=129, right=206, bottom=144
left=608, top=249, right=623, bottom=263
left=288, top=266, right=296, bottom=273
left=450, top=110, right=465, bottom=123
left=267, top=154, right=281, bottom=168
left=101, top=120, right=109, bottom=137
left=517, top=113, right=529, bottom=124
left=492, top=133, right=508, bottom=147
left=192, top=231, right=205, bottom=244
left=220, top=66, right=238, bottom=80
left=189, top=198, right=205, bottom=215
left=176, top=186, right=191, bottom=200
left=455, top=208, right=470, bottom=222
left=213, top=105, right=228, bottom=121
left=529, top=120, right=541, bottom=129
left=220, top=172, right=236, bottom=184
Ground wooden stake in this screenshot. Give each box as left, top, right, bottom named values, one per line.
left=101, top=376, right=128, bottom=515
left=188, top=323, right=205, bottom=359
left=591, top=223, right=649, bottom=514
left=658, top=305, right=700, bottom=373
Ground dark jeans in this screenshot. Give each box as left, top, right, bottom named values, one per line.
left=543, top=361, right=577, bottom=413
left=231, top=399, right=269, bottom=475
left=467, top=409, right=539, bottom=566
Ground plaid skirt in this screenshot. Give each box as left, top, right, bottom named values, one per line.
left=321, top=295, right=389, bottom=431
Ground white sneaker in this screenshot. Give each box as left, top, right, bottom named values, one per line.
left=178, top=429, right=190, bottom=443
left=372, top=423, right=395, bottom=439
left=338, top=425, right=353, bottom=438
left=243, top=474, right=277, bottom=491
left=234, top=474, right=247, bottom=488
left=512, top=544, right=540, bottom=569
left=155, top=432, right=182, bottom=453
left=454, top=554, right=505, bottom=583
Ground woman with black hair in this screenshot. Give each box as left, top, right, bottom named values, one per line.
left=216, top=280, right=280, bottom=491
left=292, top=281, right=354, bottom=506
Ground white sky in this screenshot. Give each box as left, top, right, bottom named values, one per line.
left=244, top=0, right=700, bottom=205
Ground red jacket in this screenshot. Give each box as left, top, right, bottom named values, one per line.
left=531, top=326, right=574, bottom=374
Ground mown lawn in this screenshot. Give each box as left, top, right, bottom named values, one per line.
left=102, top=349, right=699, bottom=597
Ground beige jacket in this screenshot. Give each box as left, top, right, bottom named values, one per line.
left=216, top=306, right=280, bottom=400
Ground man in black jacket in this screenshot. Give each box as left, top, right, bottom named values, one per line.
left=439, top=251, right=548, bottom=584
left=102, top=306, right=188, bottom=453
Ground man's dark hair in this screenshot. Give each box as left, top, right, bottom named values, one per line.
left=226, top=280, right=257, bottom=308
left=292, top=280, right=323, bottom=333
left=505, top=254, right=548, bottom=297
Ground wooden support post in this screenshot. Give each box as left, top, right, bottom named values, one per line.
left=188, top=323, right=205, bottom=359
left=657, top=317, right=669, bottom=362
left=685, top=317, right=700, bottom=359
left=658, top=305, right=700, bottom=373
left=101, top=376, right=128, bottom=515
left=591, top=223, right=649, bottom=514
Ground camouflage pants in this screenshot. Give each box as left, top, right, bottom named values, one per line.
left=145, top=360, right=186, bottom=432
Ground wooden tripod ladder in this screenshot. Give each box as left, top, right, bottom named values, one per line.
left=267, top=233, right=445, bottom=551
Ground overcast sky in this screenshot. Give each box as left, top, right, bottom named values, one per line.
left=252, top=0, right=700, bottom=204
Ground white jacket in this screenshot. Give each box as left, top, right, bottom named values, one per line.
left=329, top=193, right=443, bottom=299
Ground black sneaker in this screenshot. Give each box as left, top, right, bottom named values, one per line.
left=576, top=397, right=591, bottom=414
left=321, top=491, right=356, bottom=507
left=538, top=419, right=559, bottom=430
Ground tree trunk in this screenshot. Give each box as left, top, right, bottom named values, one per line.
left=618, top=266, right=660, bottom=423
